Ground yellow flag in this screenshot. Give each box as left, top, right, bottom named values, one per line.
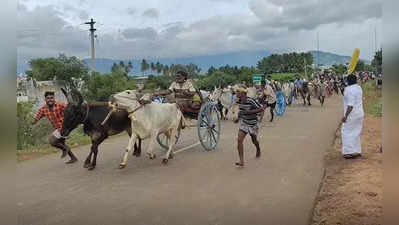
left=348, top=48, right=360, bottom=75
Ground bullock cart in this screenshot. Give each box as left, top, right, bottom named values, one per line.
left=155, top=90, right=221, bottom=152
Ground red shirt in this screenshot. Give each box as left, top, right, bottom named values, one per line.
left=34, top=102, right=66, bottom=131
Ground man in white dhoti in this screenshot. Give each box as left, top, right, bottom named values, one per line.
left=341, top=74, right=364, bottom=159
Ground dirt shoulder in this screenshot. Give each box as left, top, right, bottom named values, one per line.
left=311, top=114, right=382, bottom=225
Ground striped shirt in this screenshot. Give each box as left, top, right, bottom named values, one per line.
left=238, top=97, right=262, bottom=126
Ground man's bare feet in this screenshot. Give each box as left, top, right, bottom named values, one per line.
left=235, top=162, right=244, bottom=168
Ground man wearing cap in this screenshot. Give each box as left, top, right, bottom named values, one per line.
left=234, top=86, right=266, bottom=168
left=32, top=91, right=78, bottom=163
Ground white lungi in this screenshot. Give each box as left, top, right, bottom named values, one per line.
left=342, top=84, right=364, bottom=155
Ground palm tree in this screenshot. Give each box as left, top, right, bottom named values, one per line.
left=141, top=59, right=148, bottom=75
left=156, top=62, right=162, bottom=74
left=150, top=62, right=155, bottom=74
left=163, top=65, right=169, bottom=76
left=126, top=61, right=133, bottom=76
left=111, top=62, right=119, bottom=73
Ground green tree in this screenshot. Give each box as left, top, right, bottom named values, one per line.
left=84, top=71, right=130, bottom=101
left=355, top=60, right=366, bottom=72
left=163, top=65, right=169, bottom=76
left=257, top=52, right=313, bottom=74
left=371, top=49, right=382, bottom=74
left=111, top=62, right=119, bottom=73
left=331, top=64, right=347, bottom=75
left=155, top=62, right=162, bottom=74
left=207, top=66, right=216, bottom=75
left=141, top=59, right=149, bottom=75
left=26, top=54, right=89, bottom=88
left=150, top=62, right=155, bottom=73
left=111, top=61, right=133, bottom=78
left=127, top=61, right=133, bottom=75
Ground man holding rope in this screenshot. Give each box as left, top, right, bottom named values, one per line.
left=153, top=70, right=200, bottom=109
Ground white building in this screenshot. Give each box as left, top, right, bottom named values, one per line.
left=17, top=76, right=68, bottom=110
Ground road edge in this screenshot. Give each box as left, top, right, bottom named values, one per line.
left=307, top=124, right=341, bottom=225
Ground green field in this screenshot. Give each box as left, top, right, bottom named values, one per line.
left=362, top=82, right=382, bottom=117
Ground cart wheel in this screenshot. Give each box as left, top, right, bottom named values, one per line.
left=156, top=130, right=180, bottom=151
left=274, top=91, right=286, bottom=116
left=197, top=102, right=221, bottom=151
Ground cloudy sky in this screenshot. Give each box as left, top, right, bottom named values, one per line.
left=18, top=0, right=382, bottom=62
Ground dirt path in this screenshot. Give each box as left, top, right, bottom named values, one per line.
left=17, top=96, right=342, bottom=225
left=311, top=115, right=382, bottom=225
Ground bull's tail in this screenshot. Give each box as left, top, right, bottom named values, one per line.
left=176, top=105, right=186, bottom=130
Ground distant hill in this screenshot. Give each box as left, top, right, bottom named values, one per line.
left=309, top=50, right=369, bottom=66
left=17, top=50, right=369, bottom=76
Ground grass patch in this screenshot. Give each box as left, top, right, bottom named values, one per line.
left=17, top=126, right=128, bottom=162
left=17, top=125, right=91, bottom=162
left=362, top=82, right=382, bottom=117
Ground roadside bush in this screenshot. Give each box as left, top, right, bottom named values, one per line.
left=362, top=82, right=382, bottom=117
left=17, top=102, right=52, bottom=150
left=17, top=102, right=90, bottom=151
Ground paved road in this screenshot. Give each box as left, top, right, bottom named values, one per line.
left=17, top=96, right=342, bottom=225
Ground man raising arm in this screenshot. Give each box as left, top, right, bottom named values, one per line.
left=32, top=91, right=78, bottom=163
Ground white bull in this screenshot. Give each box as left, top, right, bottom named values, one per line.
left=112, top=90, right=184, bottom=168
left=210, top=88, right=233, bottom=120
left=246, top=87, right=257, bottom=99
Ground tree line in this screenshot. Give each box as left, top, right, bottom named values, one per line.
left=111, top=59, right=201, bottom=77
left=257, top=52, right=313, bottom=74
left=24, top=50, right=382, bottom=101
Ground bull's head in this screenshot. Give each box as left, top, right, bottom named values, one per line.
left=61, top=88, right=86, bottom=137
left=210, top=88, right=222, bottom=102
left=111, top=90, right=139, bottom=113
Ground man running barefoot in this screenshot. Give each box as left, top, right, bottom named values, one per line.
left=234, top=87, right=266, bottom=168
left=32, top=91, right=78, bottom=163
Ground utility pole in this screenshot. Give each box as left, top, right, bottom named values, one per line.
left=85, top=18, right=97, bottom=74
left=317, top=31, right=319, bottom=70
left=374, top=28, right=377, bottom=54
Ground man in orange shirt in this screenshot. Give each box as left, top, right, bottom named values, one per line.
left=32, top=91, right=78, bottom=163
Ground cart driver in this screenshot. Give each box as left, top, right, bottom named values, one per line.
left=153, top=70, right=201, bottom=110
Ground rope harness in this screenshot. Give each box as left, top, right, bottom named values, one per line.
left=100, top=101, right=144, bottom=126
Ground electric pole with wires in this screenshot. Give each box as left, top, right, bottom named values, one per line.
left=84, top=18, right=97, bottom=74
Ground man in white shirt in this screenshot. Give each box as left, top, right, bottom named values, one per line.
left=341, top=74, right=364, bottom=159
left=154, top=70, right=200, bottom=115
left=258, top=80, right=277, bottom=122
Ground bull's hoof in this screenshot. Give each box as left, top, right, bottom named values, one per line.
left=168, top=153, right=174, bottom=159
left=147, top=153, right=156, bottom=160
left=65, top=158, right=78, bottom=164
left=119, top=164, right=126, bottom=169
left=162, top=158, right=168, bottom=164
left=88, top=165, right=96, bottom=170
left=60, top=150, right=67, bottom=158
